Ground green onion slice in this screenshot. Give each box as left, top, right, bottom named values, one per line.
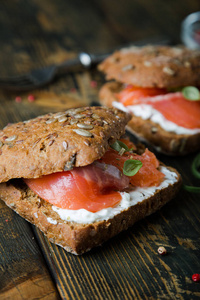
left=191, top=153, right=200, bottom=179
left=183, top=185, right=200, bottom=193
left=182, top=86, right=200, bottom=101
left=111, top=140, right=130, bottom=152
left=123, top=159, right=142, bottom=176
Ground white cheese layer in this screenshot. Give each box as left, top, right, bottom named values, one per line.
left=113, top=101, right=200, bottom=135
left=52, top=167, right=177, bottom=224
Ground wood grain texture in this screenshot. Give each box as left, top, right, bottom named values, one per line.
left=0, top=0, right=200, bottom=299
left=0, top=201, right=59, bottom=299
left=0, top=0, right=199, bottom=77
left=33, top=187, right=200, bottom=300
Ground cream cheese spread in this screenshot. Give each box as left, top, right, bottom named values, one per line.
left=52, top=166, right=177, bottom=224
left=113, top=101, right=200, bottom=135
left=47, top=217, right=58, bottom=225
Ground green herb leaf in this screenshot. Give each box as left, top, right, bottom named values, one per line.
left=191, top=153, right=200, bottom=179
left=182, top=86, right=200, bottom=101
left=111, top=140, right=130, bottom=152
left=123, top=159, right=142, bottom=176
left=183, top=185, right=200, bottom=193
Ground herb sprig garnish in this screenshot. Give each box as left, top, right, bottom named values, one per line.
left=183, top=185, right=200, bottom=193
left=183, top=153, right=200, bottom=193
left=123, top=159, right=143, bottom=176
left=111, top=140, right=143, bottom=176
left=191, top=153, right=200, bottom=179
left=182, top=86, right=200, bottom=101
left=110, top=140, right=131, bottom=152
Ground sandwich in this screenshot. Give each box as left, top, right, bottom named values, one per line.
left=98, top=45, right=200, bottom=155
left=0, top=106, right=181, bottom=255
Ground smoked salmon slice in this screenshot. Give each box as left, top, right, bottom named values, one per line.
left=24, top=139, right=164, bottom=212
left=117, top=86, right=200, bottom=129
left=151, top=93, right=200, bottom=129
left=100, top=145, right=164, bottom=187
left=24, top=161, right=129, bottom=212
left=117, top=85, right=166, bottom=106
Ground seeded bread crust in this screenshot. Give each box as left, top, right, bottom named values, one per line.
left=0, top=165, right=181, bottom=255
left=0, top=106, right=130, bottom=183
left=99, top=82, right=200, bottom=155
left=98, top=45, right=200, bottom=88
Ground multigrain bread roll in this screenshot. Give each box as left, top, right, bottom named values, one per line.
left=98, top=45, right=200, bottom=155
left=0, top=106, right=181, bottom=254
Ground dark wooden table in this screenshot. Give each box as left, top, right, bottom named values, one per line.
left=0, top=1, right=200, bottom=299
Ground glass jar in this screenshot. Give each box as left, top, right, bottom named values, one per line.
left=181, top=11, right=200, bottom=49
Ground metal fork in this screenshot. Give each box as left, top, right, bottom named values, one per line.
left=0, top=52, right=108, bottom=91
left=0, top=36, right=171, bottom=91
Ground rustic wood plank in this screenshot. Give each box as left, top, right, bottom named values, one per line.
left=0, top=201, right=60, bottom=300
left=0, top=0, right=198, bottom=78
left=0, top=74, right=90, bottom=126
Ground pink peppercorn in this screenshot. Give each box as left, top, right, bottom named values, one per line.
left=90, top=80, right=97, bottom=88
left=15, top=96, right=22, bottom=103
left=157, top=246, right=167, bottom=255
left=27, top=94, right=35, bottom=102
left=192, top=274, right=200, bottom=282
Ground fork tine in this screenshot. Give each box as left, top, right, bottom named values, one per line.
left=0, top=79, right=32, bottom=86
left=0, top=75, right=35, bottom=89
left=0, top=68, right=48, bottom=85
left=0, top=77, right=31, bottom=85
left=0, top=63, right=59, bottom=90
left=0, top=82, right=36, bottom=91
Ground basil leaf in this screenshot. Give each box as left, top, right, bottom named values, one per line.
left=183, top=185, right=200, bottom=193
left=182, top=86, right=200, bottom=101
left=123, top=159, right=142, bottom=176
left=191, top=153, right=200, bottom=179
left=111, top=140, right=130, bottom=152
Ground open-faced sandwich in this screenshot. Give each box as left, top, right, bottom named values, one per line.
left=98, top=45, right=200, bottom=155
left=0, top=106, right=181, bottom=254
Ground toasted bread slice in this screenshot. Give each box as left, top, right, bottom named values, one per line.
left=0, top=160, right=181, bottom=255
left=0, top=106, right=130, bottom=183
left=98, top=45, right=200, bottom=88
